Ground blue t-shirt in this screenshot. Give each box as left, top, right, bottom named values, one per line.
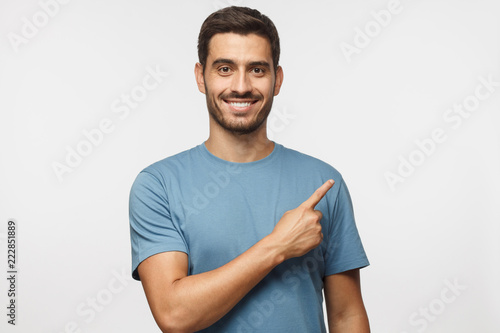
left=129, top=142, right=369, bottom=332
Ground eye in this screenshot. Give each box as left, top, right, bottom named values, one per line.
left=252, top=68, right=265, bottom=75
left=218, top=66, right=232, bottom=74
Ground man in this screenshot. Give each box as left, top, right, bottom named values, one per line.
left=129, top=6, right=370, bottom=332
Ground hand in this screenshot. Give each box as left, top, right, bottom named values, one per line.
left=270, top=179, right=335, bottom=261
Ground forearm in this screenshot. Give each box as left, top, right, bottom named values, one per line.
left=158, top=235, right=284, bottom=332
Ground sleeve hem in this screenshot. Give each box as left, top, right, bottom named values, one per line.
left=324, top=258, right=370, bottom=276
left=132, top=245, right=188, bottom=281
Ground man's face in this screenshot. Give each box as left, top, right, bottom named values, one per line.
left=196, top=33, right=283, bottom=135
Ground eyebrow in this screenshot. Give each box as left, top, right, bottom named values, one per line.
left=249, top=61, right=271, bottom=69
left=211, top=58, right=271, bottom=69
left=212, top=58, right=235, bottom=66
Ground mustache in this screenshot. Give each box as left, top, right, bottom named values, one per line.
left=221, top=92, right=262, bottom=100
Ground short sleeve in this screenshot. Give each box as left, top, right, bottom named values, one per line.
left=324, top=178, right=369, bottom=276
left=129, top=171, right=187, bottom=280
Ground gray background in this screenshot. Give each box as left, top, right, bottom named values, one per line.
left=1, top=0, right=499, bottom=332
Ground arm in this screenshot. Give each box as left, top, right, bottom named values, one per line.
left=324, top=269, right=370, bottom=333
left=138, top=179, right=335, bottom=333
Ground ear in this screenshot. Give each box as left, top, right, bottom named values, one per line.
left=273, top=66, right=284, bottom=96
left=194, top=62, right=206, bottom=94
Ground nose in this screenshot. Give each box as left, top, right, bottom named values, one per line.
left=230, top=70, right=252, bottom=94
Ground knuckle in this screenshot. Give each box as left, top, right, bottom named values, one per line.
left=310, top=211, right=322, bottom=223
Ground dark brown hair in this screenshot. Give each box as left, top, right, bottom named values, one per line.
left=197, top=6, right=280, bottom=72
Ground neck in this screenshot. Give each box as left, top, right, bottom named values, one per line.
left=205, top=121, right=274, bottom=163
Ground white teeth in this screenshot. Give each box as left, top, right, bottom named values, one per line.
left=230, top=102, right=251, bottom=107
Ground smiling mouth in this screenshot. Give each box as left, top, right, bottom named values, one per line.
left=223, top=99, right=258, bottom=112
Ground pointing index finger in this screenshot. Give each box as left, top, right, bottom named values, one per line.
left=301, top=179, right=335, bottom=209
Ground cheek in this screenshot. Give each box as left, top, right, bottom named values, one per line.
left=253, top=80, right=274, bottom=97
left=207, top=79, right=228, bottom=97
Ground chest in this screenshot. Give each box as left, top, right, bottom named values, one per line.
left=166, top=166, right=331, bottom=275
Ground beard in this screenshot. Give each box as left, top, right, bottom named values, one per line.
left=205, top=87, right=275, bottom=136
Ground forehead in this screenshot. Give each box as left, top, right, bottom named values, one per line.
left=207, top=32, right=272, bottom=64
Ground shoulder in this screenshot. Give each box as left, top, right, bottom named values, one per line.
left=141, top=145, right=200, bottom=179
left=278, top=143, right=344, bottom=182
left=130, top=145, right=201, bottom=193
